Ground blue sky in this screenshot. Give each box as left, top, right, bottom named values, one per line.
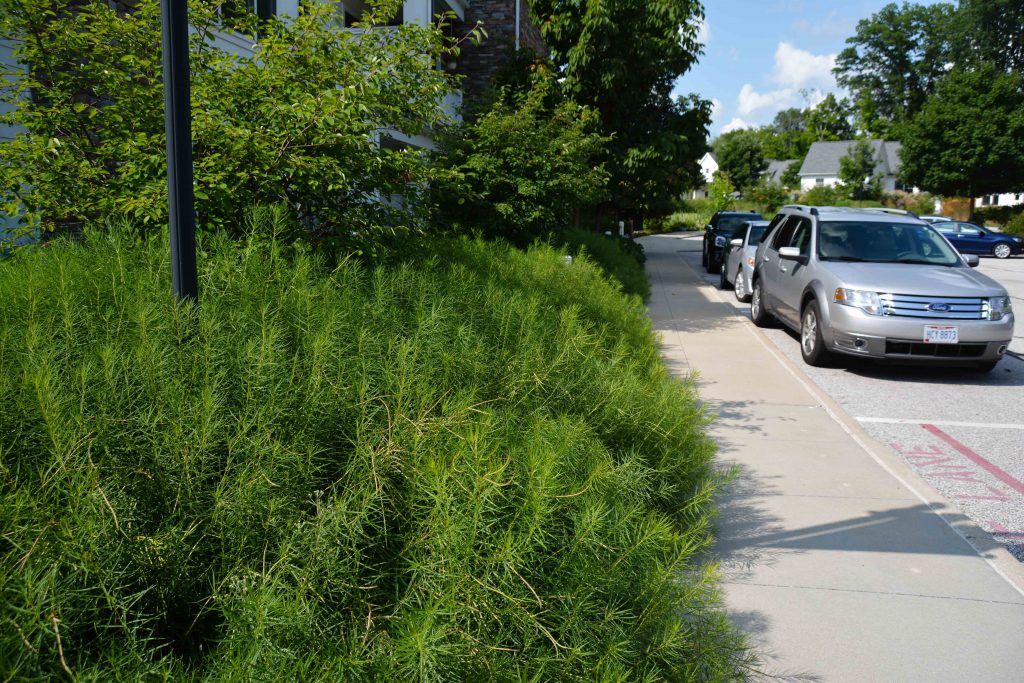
left=672, top=0, right=939, bottom=140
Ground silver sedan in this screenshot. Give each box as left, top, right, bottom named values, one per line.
left=720, top=220, right=770, bottom=302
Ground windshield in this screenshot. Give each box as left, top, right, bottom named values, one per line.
left=747, top=224, right=768, bottom=246
left=817, top=221, right=961, bottom=266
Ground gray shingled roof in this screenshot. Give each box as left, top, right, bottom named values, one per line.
left=764, top=159, right=799, bottom=184
left=798, top=140, right=900, bottom=177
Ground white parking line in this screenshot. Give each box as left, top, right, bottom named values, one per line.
left=857, top=417, right=1024, bottom=430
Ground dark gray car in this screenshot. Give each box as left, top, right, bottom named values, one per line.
left=750, top=206, right=1014, bottom=371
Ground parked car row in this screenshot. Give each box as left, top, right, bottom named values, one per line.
left=714, top=206, right=1015, bottom=372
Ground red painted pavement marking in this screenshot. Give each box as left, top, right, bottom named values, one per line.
left=889, top=442, right=1014, bottom=500
left=987, top=521, right=1024, bottom=540
left=922, top=424, right=1024, bottom=497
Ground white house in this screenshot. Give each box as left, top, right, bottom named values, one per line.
left=977, top=192, right=1024, bottom=209
left=797, top=140, right=911, bottom=193
left=690, top=151, right=718, bottom=199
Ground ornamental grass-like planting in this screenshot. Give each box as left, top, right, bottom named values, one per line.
left=0, top=223, right=750, bottom=680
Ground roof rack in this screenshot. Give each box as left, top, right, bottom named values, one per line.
left=780, top=204, right=819, bottom=216
left=863, top=207, right=920, bottom=219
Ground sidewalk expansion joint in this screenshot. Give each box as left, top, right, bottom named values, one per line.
left=722, top=580, right=1024, bottom=606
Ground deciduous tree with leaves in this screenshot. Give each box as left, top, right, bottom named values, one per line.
left=528, top=0, right=711, bottom=224
left=713, top=129, right=767, bottom=194
left=899, top=63, right=1024, bottom=214
left=833, top=2, right=957, bottom=137
left=430, top=73, right=609, bottom=245
left=839, top=139, right=881, bottom=200
left=0, top=0, right=457, bottom=250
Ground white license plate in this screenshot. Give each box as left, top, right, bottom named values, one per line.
left=923, top=325, right=959, bottom=344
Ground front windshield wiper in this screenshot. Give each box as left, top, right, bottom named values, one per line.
left=822, top=256, right=867, bottom=262
left=896, top=258, right=954, bottom=266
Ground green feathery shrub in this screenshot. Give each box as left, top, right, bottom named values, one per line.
left=0, top=222, right=749, bottom=680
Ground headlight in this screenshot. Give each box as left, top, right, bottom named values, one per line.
left=834, top=288, right=882, bottom=315
left=988, top=295, right=1012, bottom=321
left=714, top=235, right=726, bottom=247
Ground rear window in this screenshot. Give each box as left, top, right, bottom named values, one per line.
left=747, top=224, right=767, bottom=246
left=718, top=216, right=754, bottom=233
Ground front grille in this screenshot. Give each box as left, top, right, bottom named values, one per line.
left=885, top=341, right=987, bottom=358
left=878, top=294, right=987, bottom=320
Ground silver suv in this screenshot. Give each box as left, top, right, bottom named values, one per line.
left=750, top=205, right=1014, bottom=371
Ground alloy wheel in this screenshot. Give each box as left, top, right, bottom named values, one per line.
left=993, top=243, right=1012, bottom=259
left=734, top=272, right=746, bottom=300
left=801, top=308, right=818, bottom=356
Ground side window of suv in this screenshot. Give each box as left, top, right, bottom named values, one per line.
left=788, top=218, right=812, bottom=254
left=769, top=216, right=798, bottom=250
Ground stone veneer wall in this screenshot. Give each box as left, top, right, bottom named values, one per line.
left=456, top=0, right=546, bottom=102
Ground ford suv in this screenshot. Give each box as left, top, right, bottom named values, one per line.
left=749, top=205, right=1014, bottom=371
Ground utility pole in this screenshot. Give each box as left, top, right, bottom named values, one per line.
left=161, top=0, right=198, bottom=301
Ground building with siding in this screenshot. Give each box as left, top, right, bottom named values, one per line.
left=0, top=1, right=546, bottom=232
left=797, top=140, right=909, bottom=193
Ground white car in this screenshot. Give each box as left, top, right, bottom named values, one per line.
left=720, top=220, right=769, bottom=302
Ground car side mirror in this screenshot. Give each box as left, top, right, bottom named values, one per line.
left=705, top=225, right=713, bottom=231
left=778, top=246, right=804, bottom=261
left=963, top=254, right=980, bottom=268
left=730, top=238, right=743, bottom=247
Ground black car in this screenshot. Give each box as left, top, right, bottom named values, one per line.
left=702, top=211, right=764, bottom=273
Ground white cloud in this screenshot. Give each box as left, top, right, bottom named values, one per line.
left=721, top=117, right=753, bottom=134
left=736, top=83, right=795, bottom=117
left=695, top=18, right=711, bottom=46
left=710, top=98, right=724, bottom=121
left=681, top=17, right=710, bottom=48
left=804, top=89, right=828, bottom=109
left=771, top=42, right=836, bottom=90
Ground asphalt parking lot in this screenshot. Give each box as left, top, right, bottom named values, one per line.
left=676, top=234, right=1024, bottom=562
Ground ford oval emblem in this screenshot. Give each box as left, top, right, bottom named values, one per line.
left=927, top=302, right=951, bottom=312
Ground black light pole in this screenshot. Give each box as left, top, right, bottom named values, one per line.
left=161, top=0, right=198, bottom=301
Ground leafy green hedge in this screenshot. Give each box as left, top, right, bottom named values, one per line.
left=0, top=230, right=749, bottom=680
left=555, top=229, right=650, bottom=300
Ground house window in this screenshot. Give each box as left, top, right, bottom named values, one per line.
left=341, top=1, right=403, bottom=26
left=815, top=177, right=824, bottom=186
left=221, top=0, right=277, bottom=23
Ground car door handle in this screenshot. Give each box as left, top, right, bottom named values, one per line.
left=779, top=265, right=787, bottom=272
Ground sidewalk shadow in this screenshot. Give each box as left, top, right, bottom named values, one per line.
left=703, top=398, right=807, bottom=435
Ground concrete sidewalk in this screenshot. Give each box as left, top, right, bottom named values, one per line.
left=641, top=233, right=1024, bottom=682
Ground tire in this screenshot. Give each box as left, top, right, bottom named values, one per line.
left=734, top=270, right=750, bottom=303
left=993, top=242, right=1012, bottom=259
left=719, top=262, right=732, bottom=290
left=701, top=241, right=708, bottom=266
left=800, top=301, right=834, bottom=367
left=706, top=252, right=720, bottom=274
left=750, top=277, right=773, bottom=327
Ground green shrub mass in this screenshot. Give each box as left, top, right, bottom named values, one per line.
left=556, top=229, right=650, bottom=301
left=0, top=231, right=747, bottom=680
